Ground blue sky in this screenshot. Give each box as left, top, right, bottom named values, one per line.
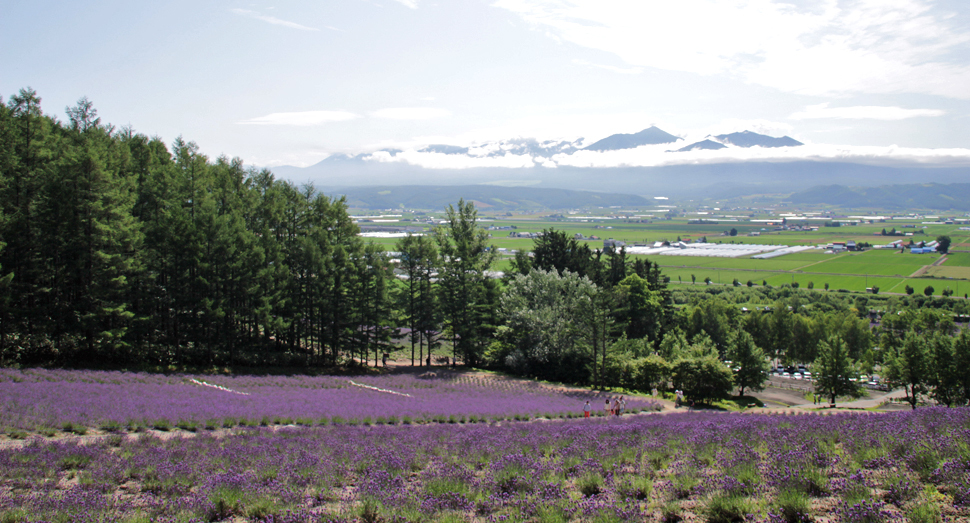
left=4, top=0, right=970, bottom=169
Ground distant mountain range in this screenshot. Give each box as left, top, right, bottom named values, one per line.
left=583, top=126, right=681, bottom=151
left=676, top=139, right=726, bottom=152
left=714, top=131, right=803, bottom=148
left=269, top=126, right=970, bottom=203
left=279, top=127, right=801, bottom=168
left=334, top=185, right=649, bottom=210
left=789, top=183, right=970, bottom=210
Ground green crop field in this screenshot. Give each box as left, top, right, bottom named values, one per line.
left=354, top=210, right=970, bottom=297
left=926, top=266, right=970, bottom=280
left=652, top=255, right=815, bottom=272
left=944, top=253, right=970, bottom=267
left=801, top=250, right=938, bottom=276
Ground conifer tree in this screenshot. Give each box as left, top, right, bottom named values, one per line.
left=434, top=199, right=495, bottom=367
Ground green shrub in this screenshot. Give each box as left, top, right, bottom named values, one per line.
left=98, top=419, right=122, bottom=432
left=616, top=476, right=652, bottom=500
left=576, top=473, right=604, bottom=497
left=358, top=498, right=381, bottom=523
left=669, top=473, right=699, bottom=500
left=661, top=501, right=683, bottom=523
left=62, top=422, right=87, bottom=435
left=206, top=487, right=244, bottom=521
left=0, top=508, right=29, bottom=523
left=774, top=489, right=812, bottom=523
left=905, top=500, right=942, bottom=523
left=703, top=493, right=754, bottom=523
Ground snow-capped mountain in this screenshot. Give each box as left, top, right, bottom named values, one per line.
left=267, top=126, right=970, bottom=200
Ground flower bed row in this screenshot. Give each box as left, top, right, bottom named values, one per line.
left=0, top=369, right=660, bottom=434
left=1, top=408, right=968, bottom=522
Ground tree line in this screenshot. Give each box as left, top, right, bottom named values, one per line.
left=0, top=89, right=402, bottom=368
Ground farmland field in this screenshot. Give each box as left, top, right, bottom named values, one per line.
left=926, top=266, right=970, bottom=280
left=0, top=369, right=659, bottom=434
left=652, top=255, right=817, bottom=272
left=944, top=253, right=970, bottom=267
left=663, top=268, right=906, bottom=293
left=801, top=250, right=939, bottom=277
left=361, top=213, right=970, bottom=294
left=1, top=407, right=967, bottom=522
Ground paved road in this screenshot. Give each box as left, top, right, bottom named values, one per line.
left=790, top=387, right=910, bottom=410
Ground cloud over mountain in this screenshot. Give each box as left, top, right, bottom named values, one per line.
left=274, top=127, right=970, bottom=172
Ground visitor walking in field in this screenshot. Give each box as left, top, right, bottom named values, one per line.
left=605, top=398, right=611, bottom=417
left=583, top=400, right=591, bottom=418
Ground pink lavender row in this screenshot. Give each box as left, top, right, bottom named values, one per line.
left=0, top=369, right=659, bottom=431
left=0, top=408, right=967, bottom=522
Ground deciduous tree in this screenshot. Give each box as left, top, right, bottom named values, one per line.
left=813, top=337, right=862, bottom=407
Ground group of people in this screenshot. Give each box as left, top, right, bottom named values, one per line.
left=581, top=396, right=627, bottom=418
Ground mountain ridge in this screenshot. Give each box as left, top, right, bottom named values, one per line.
left=331, top=185, right=650, bottom=210
left=789, top=183, right=970, bottom=210
left=583, top=126, right=682, bottom=151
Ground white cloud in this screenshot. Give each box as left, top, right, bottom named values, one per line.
left=493, top=0, right=970, bottom=99
left=791, top=103, right=945, bottom=120
left=552, top=142, right=970, bottom=169
left=369, top=149, right=535, bottom=168
left=392, top=0, right=419, bottom=9
left=239, top=110, right=360, bottom=126
left=370, top=107, right=452, bottom=120
left=348, top=140, right=970, bottom=170
left=572, top=59, right=642, bottom=75
left=231, top=9, right=320, bottom=31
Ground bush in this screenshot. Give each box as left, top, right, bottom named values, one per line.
left=703, top=493, right=753, bottom=523
left=616, top=476, right=652, bottom=500
left=774, top=488, right=812, bottom=523
left=905, top=500, right=942, bottom=523
left=671, top=356, right=733, bottom=405
left=577, top=473, right=604, bottom=497
left=661, top=501, right=683, bottom=523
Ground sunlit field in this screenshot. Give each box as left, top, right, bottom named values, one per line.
left=2, top=407, right=967, bottom=522
left=0, top=369, right=659, bottom=434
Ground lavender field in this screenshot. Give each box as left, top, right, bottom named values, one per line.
left=0, top=369, right=659, bottom=433
left=1, top=408, right=968, bottom=522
